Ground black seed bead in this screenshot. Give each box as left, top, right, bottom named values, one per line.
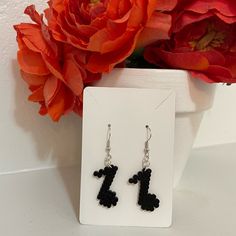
left=113, top=166, right=118, bottom=171
left=129, top=178, right=133, bottom=184
left=138, top=171, right=142, bottom=178
left=133, top=175, right=138, bottom=181
left=94, top=171, right=102, bottom=178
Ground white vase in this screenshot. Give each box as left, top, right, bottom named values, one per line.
left=93, top=68, right=216, bottom=187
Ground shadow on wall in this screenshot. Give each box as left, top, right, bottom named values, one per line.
left=12, top=59, right=83, bottom=167
left=12, top=59, right=82, bottom=219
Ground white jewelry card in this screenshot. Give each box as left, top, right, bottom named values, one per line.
left=80, top=87, right=175, bottom=227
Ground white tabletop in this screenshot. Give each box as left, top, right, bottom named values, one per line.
left=0, top=143, right=235, bottom=236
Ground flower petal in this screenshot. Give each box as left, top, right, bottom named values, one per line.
left=206, top=65, right=234, bottom=83
left=137, top=12, right=172, bottom=48
left=21, top=71, right=48, bottom=86
left=185, top=0, right=236, bottom=17
left=47, top=85, right=75, bottom=121
left=156, top=0, right=177, bottom=11
left=145, top=47, right=209, bottom=70
left=225, top=54, right=236, bottom=78
left=28, top=86, right=44, bottom=102
left=63, top=55, right=84, bottom=96
left=87, top=30, right=141, bottom=72
left=200, top=50, right=225, bottom=65
left=17, top=48, right=50, bottom=75
left=43, top=76, right=60, bottom=106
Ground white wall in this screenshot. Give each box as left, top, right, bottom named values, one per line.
left=0, top=0, right=235, bottom=173
left=194, top=84, right=236, bottom=148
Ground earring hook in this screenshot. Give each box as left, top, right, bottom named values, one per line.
left=143, top=125, right=151, bottom=168
left=107, top=124, right=111, bottom=142
left=105, top=124, right=112, bottom=167
left=145, top=125, right=152, bottom=142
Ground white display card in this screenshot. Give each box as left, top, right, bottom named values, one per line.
left=80, top=87, right=175, bottom=227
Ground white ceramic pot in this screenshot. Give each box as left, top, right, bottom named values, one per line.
left=93, top=68, right=216, bottom=187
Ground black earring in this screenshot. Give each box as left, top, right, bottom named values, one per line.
left=93, top=124, right=119, bottom=208
left=129, top=125, right=160, bottom=212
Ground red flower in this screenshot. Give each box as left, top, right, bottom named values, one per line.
left=14, top=5, right=101, bottom=121
left=45, top=0, right=158, bottom=73
left=138, top=0, right=177, bottom=47
left=144, top=0, right=236, bottom=83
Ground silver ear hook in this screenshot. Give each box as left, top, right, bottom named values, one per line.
left=107, top=124, right=111, bottom=141
left=143, top=125, right=151, bottom=168
left=105, top=124, right=112, bottom=167
left=146, top=125, right=152, bottom=142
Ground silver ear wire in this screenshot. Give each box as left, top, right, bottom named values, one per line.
left=145, top=125, right=152, bottom=142
left=105, top=124, right=112, bottom=167
left=143, top=125, right=151, bottom=168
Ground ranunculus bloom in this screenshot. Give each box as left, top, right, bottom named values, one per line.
left=137, top=0, right=177, bottom=47
left=46, top=0, right=158, bottom=73
left=144, top=0, right=236, bottom=83
left=14, top=5, right=101, bottom=121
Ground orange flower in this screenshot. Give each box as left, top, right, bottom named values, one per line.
left=14, top=5, right=101, bottom=121
left=137, top=0, right=177, bottom=47
left=45, top=0, right=158, bottom=73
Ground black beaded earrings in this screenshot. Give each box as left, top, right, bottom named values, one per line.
left=93, top=124, right=119, bottom=208
left=129, top=125, right=160, bottom=212
left=93, top=124, right=160, bottom=212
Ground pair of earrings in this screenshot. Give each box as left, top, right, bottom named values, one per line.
left=93, top=124, right=160, bottom=212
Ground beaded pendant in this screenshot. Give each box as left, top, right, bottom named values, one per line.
left=93, top=165, right=119, bottom=208
left=93, top=124, right=118, bottom=208
left=129, top=168, right=160, bottom=211
left=129, top=125, right=160, bottom=212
